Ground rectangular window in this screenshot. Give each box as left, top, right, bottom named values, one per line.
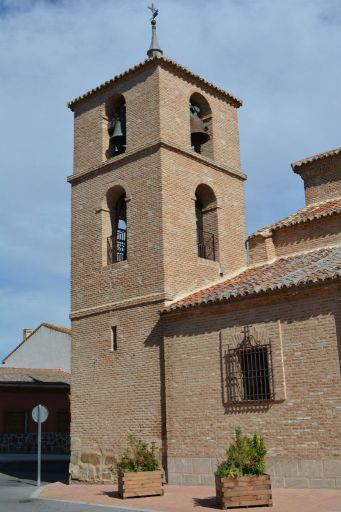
left=111, top=326, right=118, bottom=352
left=226, top=340, right=274, bottom=403
left=4, top=411, right=27, bottom=433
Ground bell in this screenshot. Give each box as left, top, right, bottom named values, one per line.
left=109, top=117, right=125, bottom=145
left=190, top=114, right=210, bottom=146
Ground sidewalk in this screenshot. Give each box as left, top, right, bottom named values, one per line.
left=40, top=482, right=341, bottom=512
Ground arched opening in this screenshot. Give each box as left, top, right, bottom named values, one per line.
left=195, top=184, right=218, bottom=261
left=106, top=186, right=127, bottom=264
left=105, top=95, right=126, bottom=158
left=189, top=92, right=213, bottom=159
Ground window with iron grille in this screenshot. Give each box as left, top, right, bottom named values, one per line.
left=107, top=192, right=127, bottom=264
left=225, top=326, right=275, bottom=403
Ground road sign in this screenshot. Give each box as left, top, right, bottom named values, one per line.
left=32, top=405, right=49, bottom=423
left=32, top=405, right=49, bottom=486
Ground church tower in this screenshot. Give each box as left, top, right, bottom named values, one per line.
left=68, top=10, right=247, bottom=482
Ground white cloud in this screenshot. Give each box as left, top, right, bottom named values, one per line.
left=0, top=0, right=340, bottom=358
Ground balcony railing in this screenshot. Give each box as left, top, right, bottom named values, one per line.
left=107, top=228, right=127, bottom=264
left=197, top=230, right=215, bottom=261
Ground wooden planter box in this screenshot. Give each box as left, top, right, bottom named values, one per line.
left=216, top=474, right=272, bottom=509
left=118, top=470, right=164, bottom=499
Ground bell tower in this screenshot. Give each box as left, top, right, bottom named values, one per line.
left=68, top=7, right=247, bottom=482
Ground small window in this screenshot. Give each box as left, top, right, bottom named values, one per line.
left=111, top=326, right=118, bottom=352
left=4, top=411, right=27, bottom=433
left=225, top=326, right=275, bottom=403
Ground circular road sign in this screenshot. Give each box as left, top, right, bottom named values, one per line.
left=32, top=404, right=49, bottom=423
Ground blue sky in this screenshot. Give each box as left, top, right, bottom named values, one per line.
left=0, top=0, right=340, bottom=361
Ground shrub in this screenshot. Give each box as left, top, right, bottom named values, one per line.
left=216, top=427, right=267, bottom=478
left=117, top=433, right=160, bottom=473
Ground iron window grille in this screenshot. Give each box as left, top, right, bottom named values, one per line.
left=225, top=326, right=275, bottom=403
left=107, top=228, right=127, bottom=264
left=197, top=230, right=215, bottom=261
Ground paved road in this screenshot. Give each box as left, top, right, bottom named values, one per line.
left=0, top=463, right=152, bottom=512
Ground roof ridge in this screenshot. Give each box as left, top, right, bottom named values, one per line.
left=0, top=366, right=70, bottom=373
left=249, top=196, right=341, bottom=239
left=292, top=147, right=341, bottom=170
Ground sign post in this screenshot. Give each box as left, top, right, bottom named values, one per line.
left=32, top=404, right=49, bottom=486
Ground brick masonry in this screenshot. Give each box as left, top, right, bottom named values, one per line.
left=295, top=152, right=341, bottom=206
left=68, top=57, right=341, bottom=487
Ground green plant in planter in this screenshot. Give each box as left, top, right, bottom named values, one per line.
left=216, top=427, right=267, bottom=478
left=117, top=433, right=160, bottom=473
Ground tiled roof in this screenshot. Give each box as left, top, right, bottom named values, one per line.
left=250, top=197, right=341, bottom=239
left=2, top=322, right=71, bottom=363
left=0, top=367, right=70, bottom=386
left=292, top=147, right=341, bottom=171
left=162, top=245, right=341, bottom=313
left=68, top=55, right=242, bottom=110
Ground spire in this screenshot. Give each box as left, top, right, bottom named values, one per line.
left=147, top=3, right=163, bottom=58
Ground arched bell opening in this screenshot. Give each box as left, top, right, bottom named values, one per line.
left=105, top=95, right=126, bottom=158
left=195, top=184, right=218, bottom=261
left=105, top=186, right=127, bottom=264
left=189, top=93, right=213, bottom=159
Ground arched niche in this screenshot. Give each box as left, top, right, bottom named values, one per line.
left=105, top=94, right=126, bottom=158
left=189, top=92, right=213, bottom=159
left=102, top=185, right=127, bottom=265
left=195, top=183, right=219, bottom=261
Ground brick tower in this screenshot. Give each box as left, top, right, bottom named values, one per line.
left=68, top=16, right=247, bottom=481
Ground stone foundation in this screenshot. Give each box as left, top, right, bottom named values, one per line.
left=0, top=432, right=69, bottom=454
left=69, top=438, right=117, bottom=483
left=167, top=457, right=341, bottom=489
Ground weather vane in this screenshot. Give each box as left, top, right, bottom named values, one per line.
left=148, top=3, right=159, bottom=23
left=146, top=3, right=163, bottom=58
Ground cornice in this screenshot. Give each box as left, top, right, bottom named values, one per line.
left=67, top=139, right=246, bottom=185
left=68, top=56, right=242, bottom=111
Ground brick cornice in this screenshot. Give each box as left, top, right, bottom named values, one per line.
left=67, top=139, right=246, bottom=186
left=68, top=56, right=242, bottom=111
left=70, top=291, right=172, bottom=320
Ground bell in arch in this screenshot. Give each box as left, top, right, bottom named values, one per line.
left=190, top=103, right=210, bottom=147
left=109, top=115, right=125, bottom=145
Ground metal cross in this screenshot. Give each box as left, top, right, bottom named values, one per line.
left=148, top=3, right=159, bottom=20
left=240, top=325, right=253, bottom=347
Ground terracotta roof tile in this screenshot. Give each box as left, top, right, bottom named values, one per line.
left=162, top=245, right=341, bottom=313
left=250, top=197, right=341, bottom=238
left=68, top=56, right=242, bottom=110
left=0, top=367, right=70, bottom=386
left=292, top=147, right=341, bottom=171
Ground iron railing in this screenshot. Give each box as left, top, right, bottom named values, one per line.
left=107, top=228, right=127, bottom=264
left=197, top=230, right=215, bottom=261
left=225, top=328, right=275, bottom=403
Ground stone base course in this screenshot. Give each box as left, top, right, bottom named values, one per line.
left=167, top=457, right=341, bottom=489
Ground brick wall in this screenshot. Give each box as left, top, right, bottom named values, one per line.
left=295, top=153, right=341, bottom=206
left=273, top=214, right=341, bottom=257
left=249, top=213, right=341, bottom=266
left=163, top=282, right=341, bottom=487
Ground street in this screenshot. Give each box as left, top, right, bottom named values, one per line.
left=0, top=462, right=148, bottom=512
